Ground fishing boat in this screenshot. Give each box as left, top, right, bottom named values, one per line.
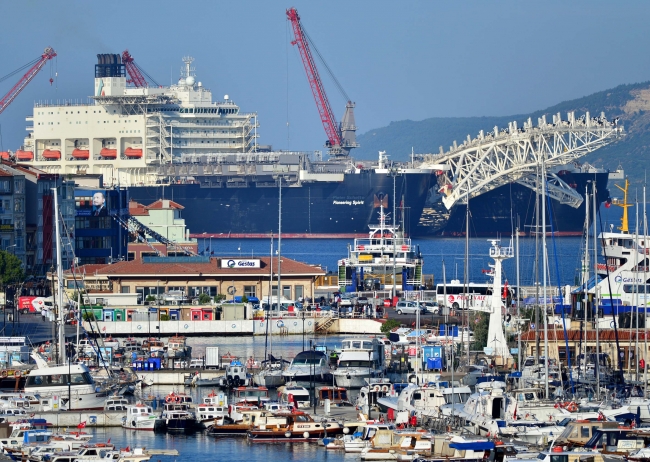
left=219, top=360, right=251, bottom=387
left=246, top=410, right=344, bottom=442
left=359, top=428, right=432, bottom=460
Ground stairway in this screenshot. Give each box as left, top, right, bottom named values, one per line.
left=315, top=316, right=336, bottom=333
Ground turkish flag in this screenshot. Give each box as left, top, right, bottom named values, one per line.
left=77, top=421, right=86, bottom=429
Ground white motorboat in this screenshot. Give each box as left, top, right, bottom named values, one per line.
left=333, top=337, right=385, bottom=388
left=122, top=403, right=163, bottom=431
left=281, top=350, right=332, bottom=386
left=24, top=354, right=110, bottom=410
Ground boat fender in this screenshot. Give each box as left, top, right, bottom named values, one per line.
left=285, top=432, right=291, bottom=438
left=343, top=427, right=350, bottom=434
left=0, top=371, right=6, bottom=378
left=131, top=421, right=136, bottom=428
left=303, top=432, right=310, bottom=439
left=14, top=371, right=20, bottom=378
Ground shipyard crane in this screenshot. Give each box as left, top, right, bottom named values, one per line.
left=0, top=47, right=57, bottom=115
left=421, top=111, right=624, bottom=210
left=121, top=50, right=159, bottom=88
left=111, top=214, right=198, bottom=257
left=286, top=7, right=358, bottom=158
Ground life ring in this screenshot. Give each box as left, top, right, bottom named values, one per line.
left=227, top=286, right=236, bottom=295
left=567, top=402, right=578, bottom=412
left=14, top=371, right=21, bottom=378
left=165, top=396, right=174, bottom=403
left=1, top=371, right=6, bottom=378
left=174, top=396, right=181, bottom=403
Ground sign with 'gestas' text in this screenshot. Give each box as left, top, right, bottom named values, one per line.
left=220, top=259, right=261, bottom=269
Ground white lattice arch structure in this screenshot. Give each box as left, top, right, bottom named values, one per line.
left=420, top=111, right=624, bottom=210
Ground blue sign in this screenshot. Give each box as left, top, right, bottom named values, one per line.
left=530, top=323, right=536, bottom=330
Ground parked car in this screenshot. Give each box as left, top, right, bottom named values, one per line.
left=421, top=301, right=439, bottom=314
left=394, top=300, right=426, bottom=315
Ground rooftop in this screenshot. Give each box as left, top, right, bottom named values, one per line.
left=146, top=199, right=184, bottom=210
left=68, top=256, right=324, bottom=278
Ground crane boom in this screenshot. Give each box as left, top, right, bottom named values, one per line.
left=0, top=47, right=56, bottom=116
left=121, top=50, right=148, bottom=88
left=286, top=8, right=342, bottom=151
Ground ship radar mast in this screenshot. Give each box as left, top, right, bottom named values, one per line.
left=181, top=56, right=196, bottom=86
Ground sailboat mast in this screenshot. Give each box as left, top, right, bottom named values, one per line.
left=278, top=179, right=282, bottom=309
left=535, top=164, right=540, bottom=367
left=584, top=185, right=590, bottom=379
left=541, top=156, right=549, bottom=399
left=635, top=196, right=640, bottom=381
left=593, top=182, right=600, bottom=399
left=265, top=235, right=273, bottom=361
left=516, top=226, right=521, bottom=371
left=53, top=189, right=65, bottom=365
left=464, top=190, right=470, bottom=365
left=644, top=182, right=648, bottom=398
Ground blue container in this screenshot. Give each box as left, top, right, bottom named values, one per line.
left=427, top=357, right=442, bottom=370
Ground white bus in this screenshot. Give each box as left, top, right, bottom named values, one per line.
left=435, top=281, right=516, bottom=310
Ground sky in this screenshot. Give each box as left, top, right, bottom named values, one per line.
left=1, top=1, right=649, bottom=153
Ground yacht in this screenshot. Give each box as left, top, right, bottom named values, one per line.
left=24, top=355, right=111, bottom=410
left=333, top=337, right=385, bottom=388
left=281, top=350, right=332, bottom=386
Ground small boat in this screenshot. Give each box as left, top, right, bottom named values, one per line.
left=232, top=386, right=269, bottom=405
left=100, top=148, right=117, bottom=159
left=360, top=429, right=432, bottom=460
left=160, top=401, right=200, bottom=433
left=167, top=336, right=191, bottom=359
left=0, top=151, right=10, bottom=160
left=219, top=360, right=250, bottom=387
left=104, top=396, right=129, bottom=411
left=282, top=350, right=333, bottom=386
left=123, top=403, right=163, bottom=432
left=124, top=147, right=143, bottom=158
left=247, top=410, right=344, bottom=442
left=42, top=149, right=61, bottom=160
left=333, top=337, right=386, bottom=388
left=317, top=386, right=352, bottom=407
left=278, top=385, right=311, bottom=409
left=72, top=149, right=90, bottom=160
left=208, top=408, right=289, bottom=437
left=197, top=402, right=228, bottom=424
left=16, top=150, right=34, bottom=161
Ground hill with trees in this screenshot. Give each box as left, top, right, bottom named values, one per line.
left=355, top=81, right=650, bottom=187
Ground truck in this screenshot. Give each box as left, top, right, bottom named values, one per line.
left=205, top=346, right=219, bottom=370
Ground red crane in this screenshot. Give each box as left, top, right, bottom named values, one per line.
left=286, top=8, right=357, bottom=157
left=0, top=47, right=57, bottom=116
left=122, top=50, right=159, bottom=88
left=122, top=50, right=147, bottom=88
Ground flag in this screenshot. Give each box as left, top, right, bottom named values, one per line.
left=107, top=438, right=111, bottom=444
left=102, top=326, right=106, bottom=332
left=373, top=194, right=388, bottom=208
left=77, top=421, right=86, bottom=429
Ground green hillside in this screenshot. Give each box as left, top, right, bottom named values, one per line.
left=356, top=81, right=650, bottom=186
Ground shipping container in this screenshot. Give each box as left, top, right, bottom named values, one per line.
left=205, top=346, right=219, bottom=369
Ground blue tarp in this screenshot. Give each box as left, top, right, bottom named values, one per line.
left=449, top=442, right=494, bottom=450
left=426, top=357, right=442, bottom=370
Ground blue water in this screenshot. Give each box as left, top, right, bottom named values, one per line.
left=87, top=428, right=355, bottom=462
left=199, top=236, right=586, bottom=287
left=196, top=206, right=633, bottom=288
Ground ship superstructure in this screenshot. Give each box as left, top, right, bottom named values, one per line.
left=20, top=54, right=258, bottom=185
left=337, top=202, right=424, bottom=292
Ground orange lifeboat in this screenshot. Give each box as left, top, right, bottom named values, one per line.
left=100, top=148, right=117, bottom=159
left=0, top=152, right=10, bottom=160
left=15, top=150, right=33, bottom=161
left=42, top=149, right=61, bottom=160
left=124, top=147, right=143, bottom=158
left=72, top=149, right=90, bottom=160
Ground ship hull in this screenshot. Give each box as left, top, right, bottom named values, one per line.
left=129, top=171, right=435, bottom=237
left=418, top=170, right=611, bottom=236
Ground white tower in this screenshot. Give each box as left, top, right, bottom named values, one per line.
left=487, top=240, right=513, bottom=361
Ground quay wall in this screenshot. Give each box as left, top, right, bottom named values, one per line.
left=6, top=411, right=126, bottom=427
left=85, top=317, right=383, bottom=337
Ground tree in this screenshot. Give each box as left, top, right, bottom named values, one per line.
left=0, top=250, right=23, bottom=287
left=215, top=293, right=226, bottom=303
left=380, top=319, right=400, bottom=336
left=471, top=312, right=490, bottom=350
left=198, top=293, right=211, bottom=305
left=241, top=295, right=249, bottom=304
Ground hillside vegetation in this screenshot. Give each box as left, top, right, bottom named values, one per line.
left=355, top=81, right=650, bottom=186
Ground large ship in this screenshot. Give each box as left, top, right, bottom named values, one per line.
left=13, top=53, right=617, bottom=238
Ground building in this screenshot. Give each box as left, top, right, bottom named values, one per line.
left=127, top=199, right=197, bottom=259
left=74, top=187, right=129, bottom=265
left=64, top=255, right=324, bottom=305
left=0, top=167, right=25, bottom=265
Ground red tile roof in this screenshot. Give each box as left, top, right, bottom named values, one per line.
left=128, top=200, right=149, bottom=216
left=70, top=256, right=324, bottom=278
left=146, top=199, right=184, bottom=210
left=520, top=329, right=648, bottom=342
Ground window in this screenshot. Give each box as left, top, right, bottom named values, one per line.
left=272, top=286, right=278, bottom=297
left=282, top=286, right=291, bottom=300
left=243, top=285, right=256, bottom=298
left=14, top=180, right=24, bottom=194
left=295, top=285, right=304, bottom=300
left=121, top=286, right=130, bottom=294
left=14, top=198, right=24, bottom=213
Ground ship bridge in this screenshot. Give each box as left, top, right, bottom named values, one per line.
left=420, top=111, right=624, bottom=210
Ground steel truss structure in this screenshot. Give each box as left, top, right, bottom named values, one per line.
left=422, top=111, right=624, bottom=209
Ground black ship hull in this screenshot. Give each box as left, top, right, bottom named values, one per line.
left=129, top=170, right=435, bottom=238
left=418, top=170, right=611, bottom=236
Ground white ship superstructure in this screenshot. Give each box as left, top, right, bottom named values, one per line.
left=20, top=54, right=258, bottom=186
